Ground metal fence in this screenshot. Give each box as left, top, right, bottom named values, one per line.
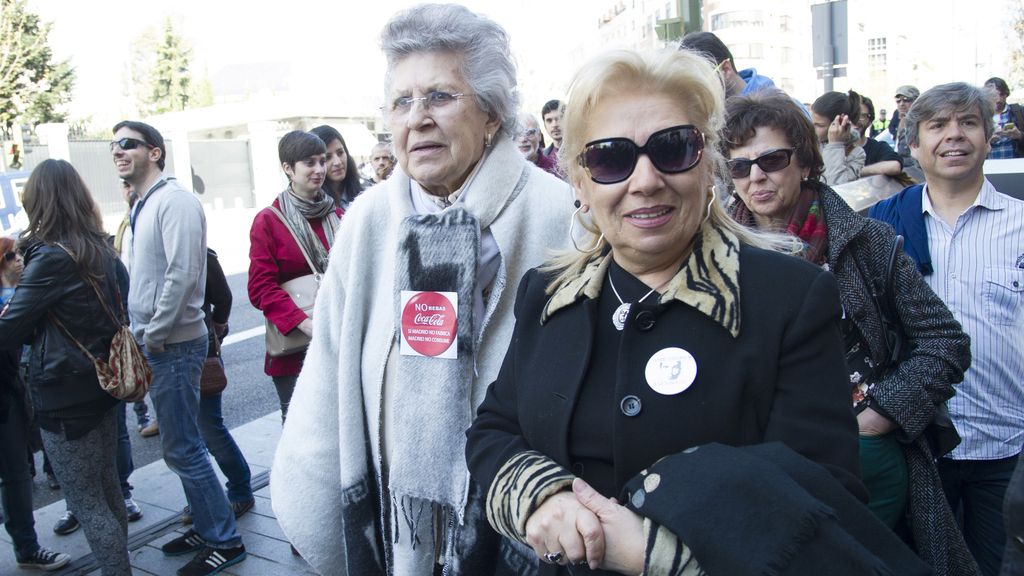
left=13, top=139, right=254, bottom=216
left=189, top=140, right=254, bottom=209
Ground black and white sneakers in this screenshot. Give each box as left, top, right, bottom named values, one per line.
left=161, top=529, right=206, bottom=557
left=175, top=545, right=247, bottom=576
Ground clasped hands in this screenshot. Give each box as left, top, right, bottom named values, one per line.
left=524, top=478, right=644, bottom=574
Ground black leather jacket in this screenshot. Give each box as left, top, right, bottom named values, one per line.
left=0, top=240, right=126, bottom=418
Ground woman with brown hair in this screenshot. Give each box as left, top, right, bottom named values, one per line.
left=248, top=131, right=340, bottom=422
left=723, top=92, right=977, bottom=576
left=0, top=159, right=131, bottom=575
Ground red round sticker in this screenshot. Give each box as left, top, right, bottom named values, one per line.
left=401, top=292, right=457, bottom=357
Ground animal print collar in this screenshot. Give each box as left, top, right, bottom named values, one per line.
left=542, top=224, right=742, bottom=337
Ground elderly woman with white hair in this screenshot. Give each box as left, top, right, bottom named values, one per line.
left=270, top=4, right=571, bottom=575
left=465, top=48, right=932, bottom=576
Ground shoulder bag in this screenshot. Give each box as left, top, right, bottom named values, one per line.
left=872, top=235, right=961, bottom=458
left=50, top=244, right=151, bottom=403
left=264, top=206, right=320, bottom=357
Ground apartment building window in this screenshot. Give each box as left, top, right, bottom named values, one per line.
left=711, top=11, right=764, bottom=31
left=867, top=37, right=887, bottom=69
left=730, top=43, right=764, bottom=59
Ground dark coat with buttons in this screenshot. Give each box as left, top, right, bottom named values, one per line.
left=468, top=225, right=867, bottom=574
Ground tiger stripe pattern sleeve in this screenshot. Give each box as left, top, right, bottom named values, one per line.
left=484, top=450, right=575, bottom=543
left=643, top=518, right=705, bottom=576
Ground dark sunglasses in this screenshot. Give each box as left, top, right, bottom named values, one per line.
left=577, top=124, right=705, bottom=184
left=3, top=251, right=16, bottom=262
left=109, top=137, right=153, bottom=152
left=895, top=96, right=914, bottom=104
left=727, top=148, right=795, bottom=179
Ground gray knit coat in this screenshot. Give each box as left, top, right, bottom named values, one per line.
left=819, top=186, right=980, bottom=576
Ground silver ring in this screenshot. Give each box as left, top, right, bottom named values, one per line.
left=544, top=551, right=563, bottom=564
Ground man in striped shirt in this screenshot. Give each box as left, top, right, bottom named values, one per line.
left=870, top=82, right=1024, bottom=576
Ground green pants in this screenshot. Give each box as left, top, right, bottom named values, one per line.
left=859, top=434, right=909, bottom=528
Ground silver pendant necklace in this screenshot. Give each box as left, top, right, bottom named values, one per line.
left=607, top=272, right=660, bottom=331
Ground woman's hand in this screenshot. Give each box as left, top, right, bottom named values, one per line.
left=573, top=478, right=645, bottom=575
left=857, top=406, right=896, bottom=436
left=828, top=114, right=854, bottom=149
left=524, top=490, right=604, bottom=568
left=297, top=318, right=313, bottom=337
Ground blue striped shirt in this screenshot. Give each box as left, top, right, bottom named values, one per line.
left=922, top=179, right=1024, bottom=460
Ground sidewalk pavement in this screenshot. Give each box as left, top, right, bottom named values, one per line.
left=0, top=412, right=316, bottom=576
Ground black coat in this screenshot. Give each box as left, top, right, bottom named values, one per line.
left=468, top=228, right=868, bottom=574
left=0, top=241, right=124, bottom=424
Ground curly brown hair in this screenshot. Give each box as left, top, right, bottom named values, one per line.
left=722, top=92, right=825, bottom=184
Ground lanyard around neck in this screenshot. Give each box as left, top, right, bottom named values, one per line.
left=130, top=179, right=168, bottom=233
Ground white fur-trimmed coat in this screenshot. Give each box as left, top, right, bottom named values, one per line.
left=270, top=137, right=572, bottom=575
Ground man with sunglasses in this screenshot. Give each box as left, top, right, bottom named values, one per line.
left=870, top=82, right=1024, bottom=576
left=889, top=85, right=920, bottom=172
left=111, top=121, right=246, bottom=576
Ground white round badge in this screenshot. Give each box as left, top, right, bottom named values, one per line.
left=644, top=347, right=697, bottom=395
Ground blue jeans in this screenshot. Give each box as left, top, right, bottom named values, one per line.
left=115, top=402, right=133, bottom=499
left=145, top=335, right=241, bottom=549
left=939, top=455, right=1018, bottom=576
left=199, top=384, right=253, bottom=505
left=0, top=389, right=40, bottom=559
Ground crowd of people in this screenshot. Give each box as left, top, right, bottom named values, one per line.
left=1, top=3, right=1022, bottom=576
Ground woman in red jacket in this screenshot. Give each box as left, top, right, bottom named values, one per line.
left=248, top=131, right=341, bottom=422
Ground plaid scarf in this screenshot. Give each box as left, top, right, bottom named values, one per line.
left=732, top=185, right=829, bottom=265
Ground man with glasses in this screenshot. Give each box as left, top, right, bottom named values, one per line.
left=870, top=82, right=1024, bottom=576
left=516, top=112, right=560, bottom=177
left=110, top=121, right=246, bottom=576
left=889, top=85, right=920, bottom=172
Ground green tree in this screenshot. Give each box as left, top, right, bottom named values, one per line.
left=0, top=0, right=75, bottom=138
left=145, top=17, right=193, bottom=114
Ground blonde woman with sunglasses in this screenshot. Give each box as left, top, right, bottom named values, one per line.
left=466, top=49, right=931, bottom=576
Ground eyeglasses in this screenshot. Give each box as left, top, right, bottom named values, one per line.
left=386, top=91, right=469, bottom=118
left=726, top=148, right=796, bottom=179
left=895, top=96, right=914, bottom=104
left=3, top=251, right=16, bottom=262
left=517, top=128, right=540, bottom=139
left=109, top=137, right=153, bottom=152
left=577, top=125, right=705, bottom=184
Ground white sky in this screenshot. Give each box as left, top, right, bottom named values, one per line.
left=27, top=0, right=602, bottom=128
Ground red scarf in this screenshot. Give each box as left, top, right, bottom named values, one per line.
left=731, top=185, right=829, bottom=265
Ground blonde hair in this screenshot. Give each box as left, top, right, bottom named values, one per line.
left=547, top=48, right=797, bottom=293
